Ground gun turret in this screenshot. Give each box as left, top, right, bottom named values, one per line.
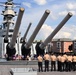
left=6, top=8, right=24, bottom=60
left=36, top=12, right=73, bottom=56
left=21, top=10, right=50, bottom=58
left=20, top=22, right=32, bottom=43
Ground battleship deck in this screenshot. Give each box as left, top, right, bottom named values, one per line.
left=0, top=60, right=38, bottom=65
left=0, top=60, right=76, bottom=75
left=0, top=65, right=76, bottom=75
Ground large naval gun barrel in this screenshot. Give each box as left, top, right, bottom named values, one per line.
left=6, top=8, right=24, bottom=59
left=21, top=22, right=32, bottom=43
left=21, top=10, right=50, bottom=57
left=36, top=12, right=73, bottom=56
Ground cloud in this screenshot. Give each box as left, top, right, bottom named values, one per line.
left=66, top=3, right=76, bottom=10
left=69, top=10, right=76, bottom=15
left=36, top=24, right=53, bottom=40
left=22, top=2, right=31, bottom=8
left=58, top=11, right=68, bottom=16
left=54, top=31, right=71, bottom=39
left=35, top=24, right=76, bottom=41
left=34, top=0, right=47, bottom=5
left=58, top=10, right=76, bottom=16
left=61, top=32, right=71, bottom=38
left=58, top=2, right=76, bottom=16
left=54, top=25, right=76, bottom=40
left=36, top=24, right=76, bottom=40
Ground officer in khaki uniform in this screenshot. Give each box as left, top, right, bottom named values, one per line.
left=67, top=54, right=72, bottom=71
left=60, top=54, right=66, bottom=71
left=50, top=53, right=57, bottom=71
left=37, top=55, right=43, bottom=72
left=57, top=54, right=61, bottom=71
left=72, top=54, right=76, bottom=71
left=44, top=52, right=50, bottom=72
left=63, top=53, right=68, bottom=71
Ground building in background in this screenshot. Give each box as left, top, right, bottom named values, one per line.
left=50, top=38, right=73, bottom=53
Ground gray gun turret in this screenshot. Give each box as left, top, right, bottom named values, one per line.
left=35, top=12, right=73, bottom=56
left=6, top=8, right=24, bottom=60
left=21, top=10, right=50, bottom=58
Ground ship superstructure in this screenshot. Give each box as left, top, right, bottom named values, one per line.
left=0, top=0, right=19, bottom=58
left=0, top=0, right=37, bottom=59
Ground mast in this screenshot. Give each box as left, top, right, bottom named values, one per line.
left=1, top=0, right=17, bottom=42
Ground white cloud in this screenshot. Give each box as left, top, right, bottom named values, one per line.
left=69, top=10, right=76, bottom=15
left=63, top=32, right=71, bottom=38
left=74, top=37, right=76, bottom=39
left=66, top=3, right=76, bottom=10
left=54, top=25, right=76, bottom=40
left=54, top=31, right=71, bottom=39
left=36, top=24, right=53, bottom=40
left=34, top=0, right=47, bottom=5
left=59, top=11, right=68, bottom=16
left=58, top=10, right=76, bottom=16
left=36, top=24, right=76, bottom=40
left=22, top=2, right=31, bottom=8
left=35, top=24, right=76, bottom=40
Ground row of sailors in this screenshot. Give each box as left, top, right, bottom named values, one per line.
left=37, top=52, right=76, bottom=72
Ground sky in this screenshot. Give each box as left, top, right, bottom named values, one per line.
left=0, top=0, right=76, bottom=41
